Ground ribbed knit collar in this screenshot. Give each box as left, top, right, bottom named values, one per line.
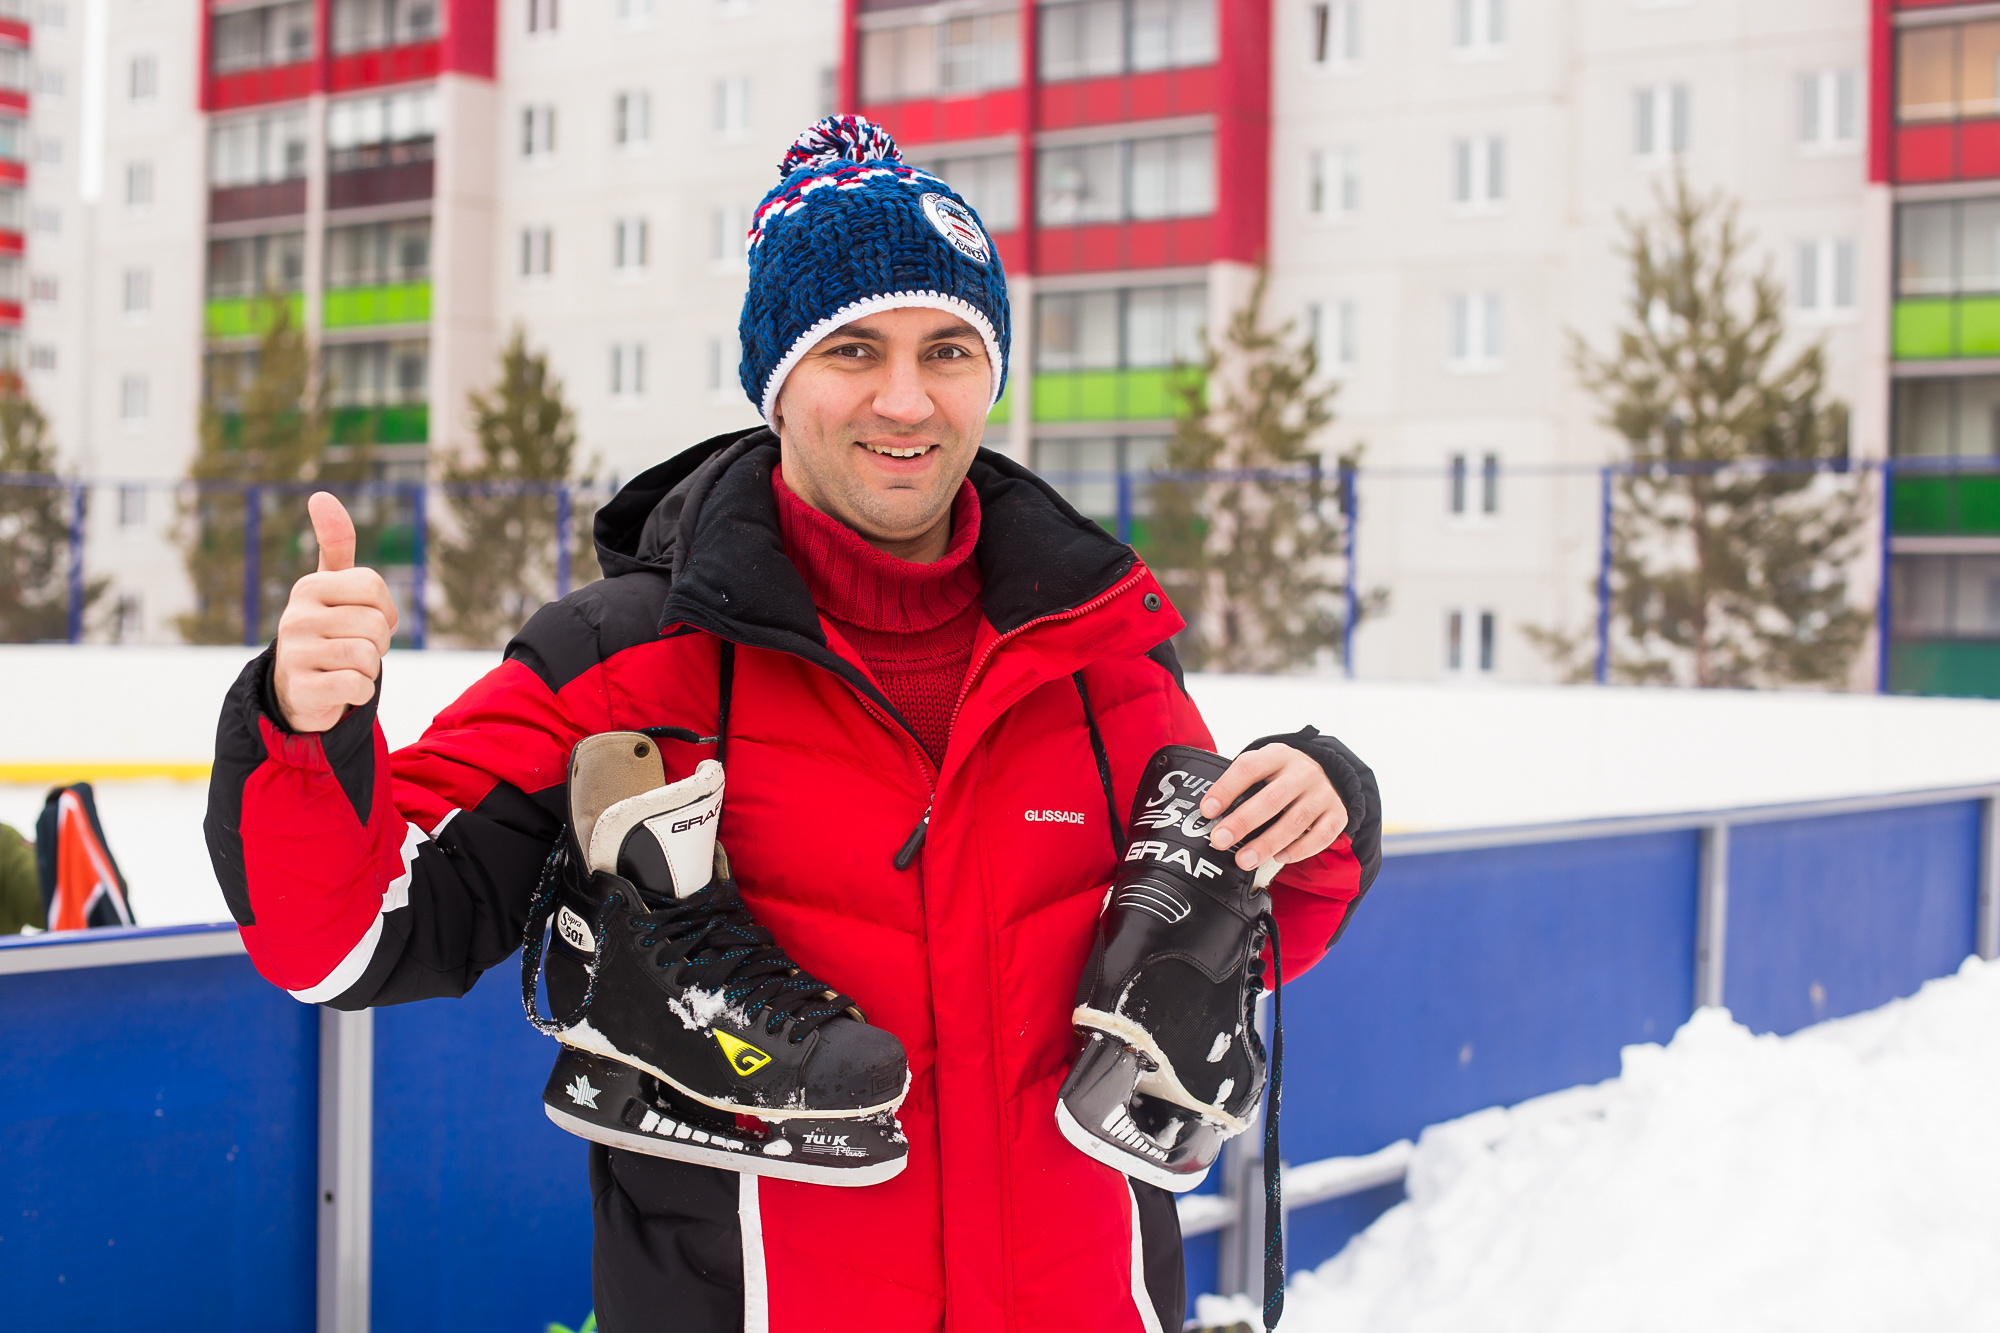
left=771, top=466, right=984, bottom=633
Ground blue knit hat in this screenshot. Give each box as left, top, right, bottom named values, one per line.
left=739, top=116, right=1010, bottom=425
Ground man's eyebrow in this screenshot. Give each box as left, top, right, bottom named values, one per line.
left=823, top=320, right=981, bottom=344
left=921, top=322, right=981, bottom=343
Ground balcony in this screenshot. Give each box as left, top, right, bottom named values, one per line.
left=209, top=178, right=308, bottom=225
left=324, top=281, right=430, bottom=329
left=1889, top=640, right=2000, bottom=697
left=1892, top=469, right=2000, bottom=535
left=1032, top=366, right=1200, bottom=422
left=1035, top=215, right=1214, bottom=273
left=205, top=293, right=305, bottom=340
left=330, top=404, right=428, bottom=446
left=1037, top=66, right=1216, bottom=131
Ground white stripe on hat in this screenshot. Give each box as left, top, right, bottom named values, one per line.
left=756, top=289, right=1005, bottom=427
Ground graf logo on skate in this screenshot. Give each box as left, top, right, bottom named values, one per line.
left=565, top=1075, right=600, bottom=1109
left=714, top=1031, right=772, bottom=1076
left=670, top=805, right=720, bottom=836
left=557, top=906, right=596, bottom=953
left=1123, top=840, right=1224, bottom=880
left=1024, top=809, right=1086, bottom=824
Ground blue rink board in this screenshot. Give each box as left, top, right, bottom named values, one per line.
left=0, top=951, right=318, bottom=1332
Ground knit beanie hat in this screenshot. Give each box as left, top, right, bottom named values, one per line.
left=739, top=116, right=1011, bottom=425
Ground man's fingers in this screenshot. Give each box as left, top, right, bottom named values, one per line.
left=287, top=603, right=395, bottom=656
left=1233, top=798, right=1319, bottom=870
left=1208, top=762, right=1310, bottom=850
left=1272, top=807, right=1345, bottom=870
left=309, top=491, right=357, bottom=574
left=1200, top=745, right=1288, bottom=821
left=295, top=667, right=378, bottom=712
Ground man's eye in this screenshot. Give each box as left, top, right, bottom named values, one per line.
left=831, top=344, right=872, bottom=359
left=931, top=345, right=970, bottom=360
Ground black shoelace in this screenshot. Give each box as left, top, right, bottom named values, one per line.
left=1249, top=912, right=1285, bottom=1330
left=626, top=880, right=852, bottom=1042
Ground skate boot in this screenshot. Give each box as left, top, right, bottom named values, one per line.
left=524, top=732, right=910, bottom=1186
left=1057, top=744, right=1285, bottom=1195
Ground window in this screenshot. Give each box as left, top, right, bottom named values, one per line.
left=1451, top=0, right=1504, bottom=55
left=129, top=54, right=156, bottom=101
left=0, top=116, right=24, bottom=163
left=521, top=226, right=553, bottom=277
left=1448, top=293, right=1502, bottom=370
left=1445, top=609, right=1496, bottom=673
left=910, top=149, right=1020, bottom=233
left=1633, top=84, right=1690, bottom=162
left=324, top=339, right=429, bottom=406
left=209, top=2, right=315, bottom=75
left=0, top=48, right=30, bottom=94
left=1038, top=132, right=1213, bottom=225
left=819, top=66, right=837, bottom=118
left=713, top=77, right=750, bottom=140
left=1451, top=135, right=1504, bottom=209
left=118, top=485, right=146, bottom=527
left=0, top=187, right=18, bottom=229
left=618, top=0, right=652, bottom=23
left=30, top=274, right=55, bottom=302
left=859, top=9, right=1021, bottom=103
left=329, top=88, right=438, bottom=171
left=705, top=335, right=738, bottom=395
left=1896, top=20, right=2000, bottom=124
left=1481, top=452, right=1499, bottom=514
left=38, top=67, right=63, bottom=97
left=1307, top=146, right=1358, bottom=218
left=26, top=343, right=53, bottom=370
left=30, top=206, right=56, bottom=233
left=1891, top=554, right=2000, bottom=638
left=1031, top=435, right=1170, bottom=520
left=122, top=268, right=151, bottom=315
left=0, top=254, right=19, bottom=302
left=527, top=0, right=558, bottom=32
left=613, top=216, right=649, bottom=271
left=207, top=232, right=306, bottom=298
left=120, top=375, right=149, bottom=421
left=332, top=0, right=440, bottom=54
left=1796, top=239, right=1856, bottom=317
left=611, top=341, right=646, bottom=398
left=1306, top=298, right=1355, bottom=368
left=1799, top=69, right=1858, bottom=150
left=1895, top=199, right=2000, bottom=298
left=1039, top=0, right=1213, bottom=82
left=125, top=162, right=153, bottom=207
left=1036, top=283, right=1205, bottom=372
left=35, top=136, right=59, bottom=164
left=1451, top=452, right=1499, bottom=514
left=209, top=111, right=309, bottom=186
left=1309, top=0, right=1359, bottom=67
left=39, top=2, right=60, bottom=27
left=327, top=219, right=431, bottom=288
left=708, top=205, right=749, bottom=267
left=614, top=90, right=651, bottom=147
left=1893, top=376, right=2000, bottom=460
left=521, top=104, right=556, bottom=157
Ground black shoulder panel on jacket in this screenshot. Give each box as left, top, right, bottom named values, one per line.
left=1145, top=640, right=1188, bottom=696
left=506, top=570, right=672, bottom=695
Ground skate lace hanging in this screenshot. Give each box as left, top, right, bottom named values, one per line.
left=1251, top=912, right=1285, bottom=1331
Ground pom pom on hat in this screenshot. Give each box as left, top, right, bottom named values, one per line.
left=777, top=115, right=902, bottom=178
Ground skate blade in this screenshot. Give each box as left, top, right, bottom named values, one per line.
left=555, top=1018, right=911, bottom=1122
left=1070, top=1005, right=1257, bottom=1137
left=545, top=1050, right=909, bottom=1188
left=1056, top=1034, right=1226, bottom=1193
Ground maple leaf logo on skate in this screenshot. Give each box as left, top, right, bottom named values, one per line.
left=715, top=1030, right=772, bottom=1076
left=565, top=1075, right=600, bottom=1109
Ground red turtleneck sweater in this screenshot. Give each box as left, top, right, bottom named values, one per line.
left=772, top=468, right=985, bottom=765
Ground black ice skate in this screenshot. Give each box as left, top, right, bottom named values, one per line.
left=524, top=732, right=911, bottom=1186
left=1057, top=744, right=1284, bottom=1195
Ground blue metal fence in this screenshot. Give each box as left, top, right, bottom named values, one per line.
left=4, top=782, right=1993, bottom=1326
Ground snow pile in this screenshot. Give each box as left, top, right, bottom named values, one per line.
left=1200, top=957, right=2000, bottom=1333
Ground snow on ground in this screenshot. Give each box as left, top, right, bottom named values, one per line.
left=1197, top=958, right=2000, bottom=1333
left=4, top=646, right=2000, bottom=925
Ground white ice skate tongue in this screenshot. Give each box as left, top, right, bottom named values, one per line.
left=590, top=759, right=725, bottom=899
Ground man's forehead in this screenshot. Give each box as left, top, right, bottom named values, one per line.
left=826, top=310, right=982, bottom=343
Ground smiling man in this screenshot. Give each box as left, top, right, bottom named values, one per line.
left=205, top=118, right=1381, bottom=1332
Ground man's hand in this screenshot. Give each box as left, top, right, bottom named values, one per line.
left=1200, top=743, right=1348, bottom=873
left=273, top=492, right=398, bottom=733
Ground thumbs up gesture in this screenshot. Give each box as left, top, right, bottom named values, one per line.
left=273, top=492, right=400, bottom=733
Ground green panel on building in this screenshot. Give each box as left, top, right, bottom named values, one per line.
left=370, top=522, right=417, bottom=565
left=988, top=377, right=1014, bottom=425
left=1890, top=639, right=2000, bottom=698
left=206, top=294, right=307, bottom=340
left=323, top=282, right=432, bottom=329
left=1892, top=473, right=2000, bottom=534
left=330, top=404, right=429, bottom=445
left=1962, top=297, right=2000, bottom=357
left=1031, top=368, right=1200, bottom=422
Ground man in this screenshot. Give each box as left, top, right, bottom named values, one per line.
left=206, top=117, right=1381, bottom=1331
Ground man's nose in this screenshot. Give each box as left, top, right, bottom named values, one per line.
left=872, top=354, right=934, bottom=425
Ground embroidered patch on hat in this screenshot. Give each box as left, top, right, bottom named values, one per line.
left=920, top=193, right=991, bottom=265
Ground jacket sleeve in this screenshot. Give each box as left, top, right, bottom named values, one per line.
left=204, top=629, right=602, bottom=1010
left=1146, top=651, right=1383, bottom=984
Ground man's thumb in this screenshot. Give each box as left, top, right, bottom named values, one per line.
left=310, top=491, right=357, bottom=573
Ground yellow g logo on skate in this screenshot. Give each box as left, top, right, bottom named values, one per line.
left=714, top=1031, right=771, bottom=1076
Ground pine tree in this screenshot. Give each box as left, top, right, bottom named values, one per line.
left=0, top=372, right=103, bottom=640
left=178, top=298, right=370, bottom=644
left=433, top=330, right=594, bottom=648
left=1149, top=268, right=1375, bottom=673
left=1528, top=173, right=1871, bottom=688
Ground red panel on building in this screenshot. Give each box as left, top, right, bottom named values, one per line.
left=1895, top=124, right=1956, bottom=182
left=0, top=19, right=26, bottom=44
left=0, top=230, right=24, bottom=255
left=1214, top=0, right=1269, bottom=264
left=0, top=300, right=25, bottom=325
left=0, top=90, right=25, bottom=115
left=210, top=62, right=316, bottom=111
left=1871, top=0, right=1892, bottom=183
left=330, top=42, right=442, bottom=92
left=992, top=231, right=1025, bottom=272
left=0, top=160, right=25, bottom=187
left=441, top=0, right=497, bottom=78
left=862, top=90, right=1025, bottom=148
left=1960, top=120, right=2000, bottom=178
left=1036, top=218, right=1216, bottom=275
left=209, top=178, right=308, bottom=224
left=1036, top=68, right=1217, bottom=131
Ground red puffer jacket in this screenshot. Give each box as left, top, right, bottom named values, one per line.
left=206, top=430, right=1382, bottom=1332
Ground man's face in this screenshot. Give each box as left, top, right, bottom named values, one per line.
left=773, top=306, right=992, bottom=554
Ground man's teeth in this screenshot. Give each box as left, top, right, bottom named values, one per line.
left=864, top=442, right=931, bottom=459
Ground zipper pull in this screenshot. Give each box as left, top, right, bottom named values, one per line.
left=894, top=807, right=931, bottom=871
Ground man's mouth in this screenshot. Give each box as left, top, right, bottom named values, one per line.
left=860, top=440, right=935, bottom=459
